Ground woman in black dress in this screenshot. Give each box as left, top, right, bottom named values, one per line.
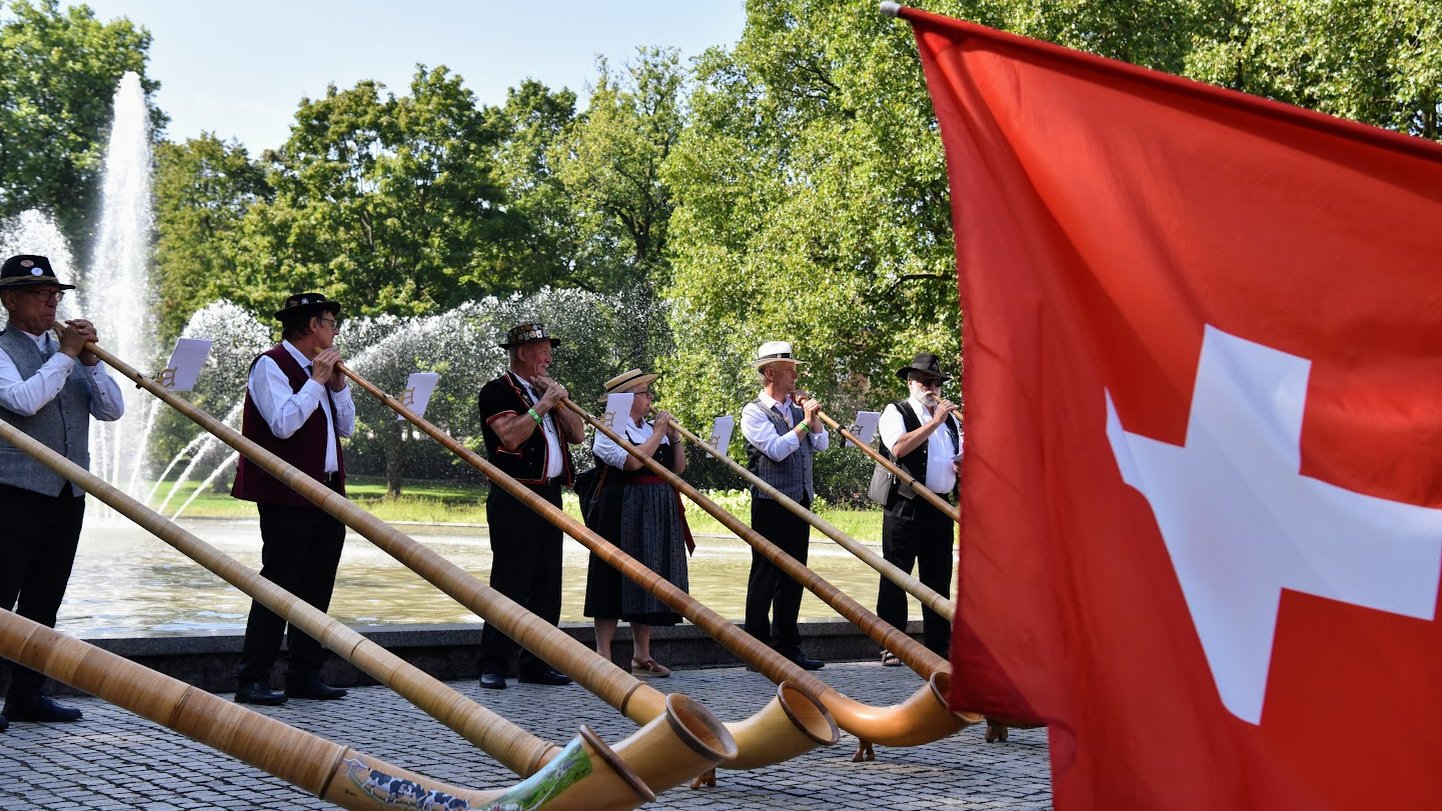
left=583, top=369, right=692, bottom=676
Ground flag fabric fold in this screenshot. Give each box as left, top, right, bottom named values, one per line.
left=898, top=6, right=1442, bottom=809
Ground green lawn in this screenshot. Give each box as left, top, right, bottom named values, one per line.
left=161, top=476, right=883, bottom=540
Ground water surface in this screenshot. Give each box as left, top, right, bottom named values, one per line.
left=61, top=516, right=945, bottom=637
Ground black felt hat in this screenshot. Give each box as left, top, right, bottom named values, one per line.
left=896, top=352, right=951, bottom=383
left=0, top=255, right=76, bottom=290
left=274, top=292, right=341, bottom=320
left=499, top=321, right=560, bottom=349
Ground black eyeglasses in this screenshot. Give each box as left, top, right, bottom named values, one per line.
left=24, top=290, right=64, bottom=303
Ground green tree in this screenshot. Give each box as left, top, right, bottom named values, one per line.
left=230, top=66, right=514, bottom=319
left=0, top=0, right=162, bottom=250
left=661, top=1, right=964, bottom=441
left=486, top=79, right=582, bottom=290
left=151, top=134, right=269, bottom=340
left=1185, top=0, right=1442, bottom=138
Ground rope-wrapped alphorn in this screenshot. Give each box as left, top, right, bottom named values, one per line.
left=0, top=610, right=666, bottom=810
left=670, top=419, right=954, bottom=621
left=337, top=364, right=977, bottom=762
left=0, top=420, right=725, bottom=810
left=812, top=408, right=960, bottom=523
left=34, top=333, right=750, bottom=800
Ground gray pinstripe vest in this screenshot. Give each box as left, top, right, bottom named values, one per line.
left=0, top=327, right=92, bottom=496
left=744, top=398, right=815, bottom=502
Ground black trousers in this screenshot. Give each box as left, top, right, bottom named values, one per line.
left=479, top=482, right=564, bottom=676
left=0, top=483, right=84, bottom=699
left=877, top=495, right=955, bottom=655
left=237, top=501, right=346, bottom=683
left=745, top=495, right=811, bottom=654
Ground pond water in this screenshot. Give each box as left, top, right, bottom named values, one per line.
left=60, top=515, right=945, bottom=638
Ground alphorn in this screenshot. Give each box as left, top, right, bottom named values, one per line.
left=566, top=398, right=949, bottom=679
left=342, top=367, right=977, bottom=760
left=562, top=399, right=981, bottom=759
left=0, top=609, right=656, bottom=811
left=811, top=407, right=960, bottom=523
left=669, top=419, right=954, bottom=621
left=0, top=415, right=733, bottom=790
left=53, top=332, right=759, bottom=797
left=339, top=368, right=851, bottom=770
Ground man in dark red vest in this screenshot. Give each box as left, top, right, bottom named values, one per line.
left=475, top=321, right=585, bottom=689
left=230, top=292, right=354, bottom=706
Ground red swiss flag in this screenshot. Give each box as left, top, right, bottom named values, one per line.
left=897, top=6, right=1442, bottom=810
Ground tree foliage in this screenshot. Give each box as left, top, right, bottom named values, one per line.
left=227, top=67, right=516, bottom=318
left=151, top=134, right=269, bottom=340
left=0, top=0, right=162, bottom=251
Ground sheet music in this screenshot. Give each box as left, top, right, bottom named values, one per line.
left=847, top=410, right=881, bottom=447
left=397, top=372, right=440, bottom=419
left=603, top=393, right=635, bottom=431
left=708, top=415, right=735, bottom=452
left=161, top=338, right=212, bottom=392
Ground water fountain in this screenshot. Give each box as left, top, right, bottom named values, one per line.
left=82, top=70, right=156, bottom=501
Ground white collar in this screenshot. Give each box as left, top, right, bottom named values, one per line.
left=758, top=390, right=794, bottom=411
left=280, top=339, right=312, bottom=369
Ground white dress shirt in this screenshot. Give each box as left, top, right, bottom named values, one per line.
left=512, top=372, right=564, bottom=479
left=247, top=340, right=355, bottom=473
left=740, top=390, right=829, bottom=461
left=878, top=394, right=961, bottom=494
left=593, top=417, right=669, bottom=469
left=0, top=328, right=124, bottom=420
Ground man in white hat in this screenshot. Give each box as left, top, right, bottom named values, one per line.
left=739, top=340, right=829, bottom=670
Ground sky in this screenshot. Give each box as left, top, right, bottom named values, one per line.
left=79, top=1, right=748, bottom=155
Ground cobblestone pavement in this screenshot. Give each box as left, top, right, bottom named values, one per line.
left=0, top=661, right=1052, bottom=810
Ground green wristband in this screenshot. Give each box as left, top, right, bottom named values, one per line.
left=798, top=421, right=810, bottom=434
left=528, top=408, right=543, bottom=426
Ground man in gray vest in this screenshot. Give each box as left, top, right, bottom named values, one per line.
left=875, top=353, right=961, bottom=665
left=740, top=340, right=829, bottom=670
left=0, top=254, right=124, bottom=731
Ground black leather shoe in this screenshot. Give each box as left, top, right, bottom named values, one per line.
left=479, top=672, right=508, bottom=690
left=3, top=695, right=84, bottom=722
left=517, top=668, right=573, bottom=686
left=235, top=681, right=287, bottom=706
left=780, top=651, right=826, bottom=671
left=285, top=673, right=347, bottom=701
left=0, top=713, right=9, bottom=732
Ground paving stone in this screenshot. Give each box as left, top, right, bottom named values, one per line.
left=0, top=661, right=1052, bottom=809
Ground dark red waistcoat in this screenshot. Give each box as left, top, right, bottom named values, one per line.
left=231, top=344, right=345, bottom=506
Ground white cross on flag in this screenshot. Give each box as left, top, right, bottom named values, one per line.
left=896, top=6, right=1442, bottom=810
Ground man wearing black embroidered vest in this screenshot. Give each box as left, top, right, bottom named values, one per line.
left=740, top=340, right=830, bottom=670
left=875, top=352, right=961, bottom=666
left=230, top=292, right=355, bottom=706
left=475, top=321, right=584, bottom=690
left=0, top=254, right=124, bottom=731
